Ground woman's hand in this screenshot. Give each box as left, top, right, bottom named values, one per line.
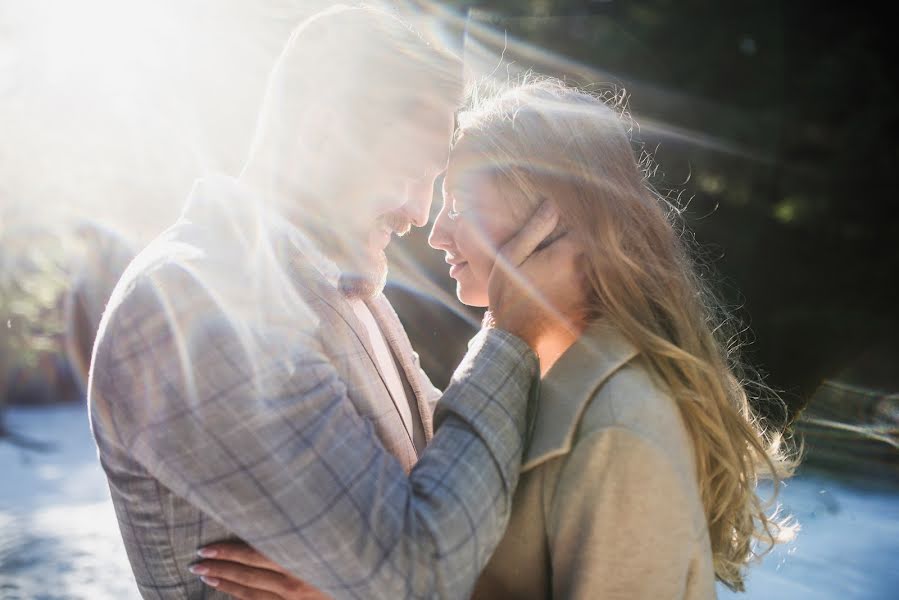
left=191, top=542, right=332, bottom=599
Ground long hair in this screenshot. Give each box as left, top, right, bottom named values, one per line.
left=455, top=76, right=798, bottom=591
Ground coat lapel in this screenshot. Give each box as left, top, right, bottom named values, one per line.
left=522, top=320, right=639, bottom=472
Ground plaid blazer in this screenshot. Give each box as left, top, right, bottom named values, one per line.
left=88, top=178, right=537, bottom=599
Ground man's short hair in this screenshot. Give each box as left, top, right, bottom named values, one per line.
left=246, top=5, right=462, bottom=206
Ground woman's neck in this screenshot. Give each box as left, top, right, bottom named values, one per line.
left=535, top=323, right=582, bottom=377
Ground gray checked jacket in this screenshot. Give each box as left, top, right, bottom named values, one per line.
left=88, top=177, right=538, bottom=599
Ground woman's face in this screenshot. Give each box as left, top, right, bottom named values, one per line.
left=428, top=147, right=525, bottom=307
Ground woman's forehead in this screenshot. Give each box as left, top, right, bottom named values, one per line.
left=445, top=139, right=541, bottom=226
left=443, top=163, right=495, bottom=205
left=445, top=144, right=495, bottom=192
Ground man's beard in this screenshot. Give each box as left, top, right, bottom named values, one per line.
left=338, top=253, right=388, bottom=299
left=337, top=211, right=412, bottom=300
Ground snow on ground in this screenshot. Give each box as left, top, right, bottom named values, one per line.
left=1, top=404, right=897, bottom=599
left=717, top=475, right=899, bottom=599
left=0, top=404, right=135, bottom=599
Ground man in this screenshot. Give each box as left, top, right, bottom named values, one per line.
left=89, top=6, right=577, bottom=599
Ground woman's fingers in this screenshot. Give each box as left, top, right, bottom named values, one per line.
left=198, top=541, right=284, bottom=572
left=194, top=542, right=332, bottom=598
left=191, top=560, right=292, bottom=595
left=197, top=574, right=281, bottom=600
left=192, top=558, right=329, bottom=599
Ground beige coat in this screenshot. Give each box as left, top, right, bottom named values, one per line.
left=472, top=321, right=716, bottom=599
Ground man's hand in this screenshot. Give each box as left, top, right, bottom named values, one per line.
left=488, top=200, right=587, bottom=350
left=191, top=542, right=331, bottom=600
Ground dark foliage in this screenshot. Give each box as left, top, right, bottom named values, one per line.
left=389, top=0, right=899, bottom=423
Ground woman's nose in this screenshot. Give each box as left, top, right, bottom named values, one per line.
left=428, top=201, right=453, bottom=250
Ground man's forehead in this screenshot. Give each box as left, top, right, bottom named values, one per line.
left=402, top=99, right=455, bottom=135
left=404, top=113, right=453, bottom=160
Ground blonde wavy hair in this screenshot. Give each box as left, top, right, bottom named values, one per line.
left=455, top=76, right=798, bottom=591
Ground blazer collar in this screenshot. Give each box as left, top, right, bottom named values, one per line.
left=522, top=320, right=639, bottom=472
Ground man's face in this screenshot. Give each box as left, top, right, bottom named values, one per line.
left=337, top=106, right=455, bottom=298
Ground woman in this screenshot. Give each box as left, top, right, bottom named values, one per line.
left=193, top=78, right=796, bottom=598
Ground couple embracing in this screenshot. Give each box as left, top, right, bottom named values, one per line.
left=89, top=6, right=795, bottom=599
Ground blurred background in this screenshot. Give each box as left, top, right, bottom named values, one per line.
left=1, top=1, right=897, bottom=598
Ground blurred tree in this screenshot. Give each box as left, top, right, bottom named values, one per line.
left=405, top=0, right=899, bottom=423
left=62, top=223, right=135, bottom=395
left=0, top=208, right=69, bottom=423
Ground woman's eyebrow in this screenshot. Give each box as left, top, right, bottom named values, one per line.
left=442, top=176, right=466, bottom=201
left=443, top=175, right=474, bottom=199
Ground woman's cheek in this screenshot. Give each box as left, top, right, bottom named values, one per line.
left=456, top=216, right=517, bottom=305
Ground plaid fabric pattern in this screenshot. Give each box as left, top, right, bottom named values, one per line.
left=88, top=183, right=538, bottom=599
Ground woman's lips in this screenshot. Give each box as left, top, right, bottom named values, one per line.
left=449, top=262, right=468, bottom=278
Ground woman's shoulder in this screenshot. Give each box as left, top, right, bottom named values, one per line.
left=580, top=357, right=684, bottom=443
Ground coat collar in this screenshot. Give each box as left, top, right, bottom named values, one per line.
left=522, top=320, right=639, bottom=472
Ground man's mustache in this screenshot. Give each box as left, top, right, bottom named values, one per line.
left=381, top=212, right=413, bottom=237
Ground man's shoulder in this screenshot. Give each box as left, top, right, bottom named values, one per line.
left=87, top=220, right=331, bottom=428
left=96, top=219, right=323, bottom=365
left=100, top=223, right=221, bottom=326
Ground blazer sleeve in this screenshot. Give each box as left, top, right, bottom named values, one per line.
left=89, top=265, right=537, bottom=600
left=545, top=426, right=703, bottom=600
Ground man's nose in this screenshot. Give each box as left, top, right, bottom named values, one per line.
left=401, top=179, right=436, bottom=227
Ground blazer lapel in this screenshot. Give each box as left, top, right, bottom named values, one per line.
left=366, top=294, right=435, bottom=443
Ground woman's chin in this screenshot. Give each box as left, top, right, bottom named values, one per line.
left=457, top=285, right=489, bottom=308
